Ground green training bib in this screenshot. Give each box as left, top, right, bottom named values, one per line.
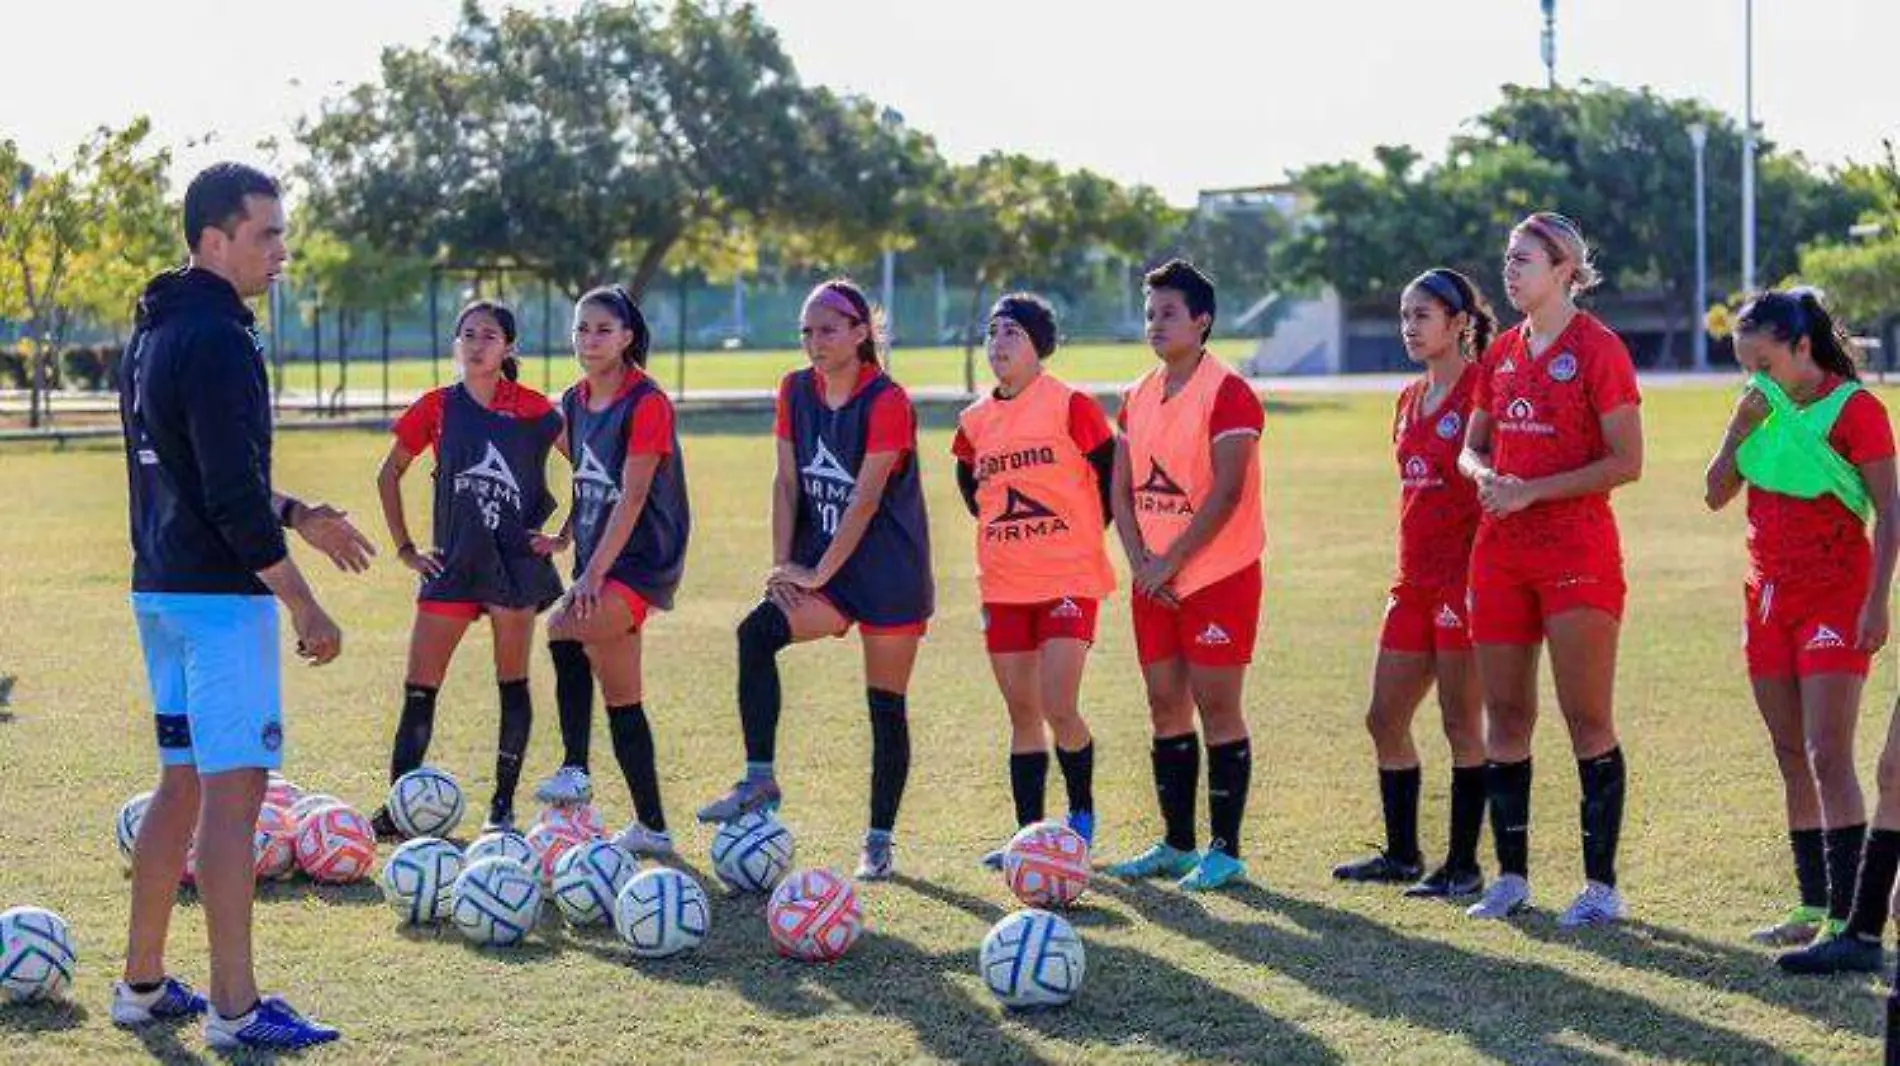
left=1734, top=371, right=1872, bottom=521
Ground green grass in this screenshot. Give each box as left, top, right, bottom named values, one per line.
left=270, top=340, right=1257, bottom=397
left=0, top=384, right=1894, bottom=1063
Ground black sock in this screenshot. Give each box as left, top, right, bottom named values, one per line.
left=1009, top=751, right=1049, bottom=827
left=1153, top=733, right=1200, bottom=853
left=737, top=603, right=791, bottom=765
left=1488, top=758, right=1533, bottom=878
left=1826, top=823, right=1869, bottom=923
left=549, top=640, right=593, bottom=771
left=607, top=703, right=665, bottom=833
left=867, top=689, right=910, bottom=833
left=1791, top=828, right=1829, bottom=910
left=1578, top=746, right=1626, bottom=888
left=1055, top=741, right=1095, bottom=815
left=1379, top=766, right=1423, bottom=865
left=1448, top=765, right=1488, bottom=872
left=1848, top=829, right=1900, bottom=940
left=1207, top=738, right=1251, bottom=860
left=127, top=980, right=163, bottom=995
left=493, top=679, right=532, bottom=820
left=390, top=684, right=439, bottom=781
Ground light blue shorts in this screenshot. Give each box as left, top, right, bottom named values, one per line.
left=131, top=593, right=284, bottom=775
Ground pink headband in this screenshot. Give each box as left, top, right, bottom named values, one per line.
left=1521, top=216, right=1578, bottom=259
left=805, top=288, right=863, bottom=322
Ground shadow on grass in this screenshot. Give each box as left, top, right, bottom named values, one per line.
left=1516, top=917, right=1882, bottom=1039
left=0, top=998, right=87, bottom=1034
left=254, top=881, right=385, bottom=908
left=1097, top=878, right=1815, bottom=1066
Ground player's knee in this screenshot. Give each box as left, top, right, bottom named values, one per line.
left=1806, top=740, right=1855, bottom=787
left=738, top=602, right=791, bottom=660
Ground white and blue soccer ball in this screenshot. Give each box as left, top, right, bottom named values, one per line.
left=387, top=767, right=465, bottom=839
left=709, top=811, right=794, bottom=894
left=0, top=907, right=76, bottom=1003
left=615, top=868, right=710, bottom=958
left=115, top=791, right=154, bottom=869
left=980, top=909, right=1086, bottom=1010
left=451, top=856, right=542, bottom=947
left=381, top=836, right=464, bottom=925
left=550, top=840, right=636, bottom=927
left=465, top=830, right=536, bottom=872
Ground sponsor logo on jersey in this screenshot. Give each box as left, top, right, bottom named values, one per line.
left=453, top=441, right=525, bottom=515
left=573, top=442, right=623, bottom=520
left=1401, top=454, right=1442, bottom=490
left=976, top=445, right=1058, bottom=480
left=801, top=438, right=857, bottom=507
left=1499, top=395, right=1556, bottom=436
left=985, top=488, right=1071, bottom=543
left=1135, top=459, right=1195, bottom=516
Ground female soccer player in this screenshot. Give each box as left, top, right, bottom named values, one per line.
left=1704, top=288, right=1898, bottom=972
left=541, top=285, right=691, bottom=857
left=1105, top=259, right=1265, bottom=893
left=696, top=278, right=932, bottom=882
left=952, top=293, right=1116, bottom=866
left=1333, top=268, right=1495, bottom=898
left=370, top=301, right=564, bottom=837
left=1457, top=212, right=1642, bottom=926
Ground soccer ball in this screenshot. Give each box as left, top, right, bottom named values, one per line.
left=264, top=774, right=303, bottom=813
left=980, top=909, right=1086, bottom=1010
left=465, top=830, right=536, bottom=872
left=382, top=837, right=464, bottom=925
left=294, top=805, right=377, bottom=884
left=710, top=811, right=794, bottom=894
left=536, top=803, right=604, bottom=838
left=290, top=793, right=345, bottom=822
left=0, top=906, right=76, bottom=1003
left=451, top=856, right=542, bottom=947
left=1002, top=821, right=1091, bottom=908
left=766, top=869, right=863, bottom=962
left=551, top=840, right=636, bottom=927
left=615, top=868, right=710, bottom=959
left=115, top=791, right=153, bottom=868
left=524, top=820, right=594, bottom=886
left=387, top=767, right=465, bottom=839
left=253, top=804, right=298, bottom=880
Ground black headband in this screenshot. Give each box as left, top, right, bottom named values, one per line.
left=1415, top=271, right=1468, bottom=315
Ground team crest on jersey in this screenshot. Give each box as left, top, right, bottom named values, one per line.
left=1435, top=411, right=1462, bottom=439
left=453, top=441, right=525, bottom=522
left=986, top=488, right=1070, bottom=543
left=1548, top=352, right=1578, bottom=382
left=1135, top=459, right=1194, bottom=516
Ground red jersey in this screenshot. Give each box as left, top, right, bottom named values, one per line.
left=1393, top=370, right=1481, bottom=589
left=1471, top=312, right=1641, bottom=559
left=393, top=380, right=558, bottom=456
left=572, top=370, right=675, bottom=457
left=1745, top=379, right=1894, bottom=585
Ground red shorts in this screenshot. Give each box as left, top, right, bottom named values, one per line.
left=1468, top=549, right=1626, bottom=645
left=1132, top=562, right=1261, bottom=668
left=418, top=599, right=485, bottom=621
left=604, top=580, right=654, bottom=631
left=1745, top=578, right=1871, bottom=680
left=982, top=598, right=1100, bottom=654
left=1379, top=583, right=1472, bottom=654
left=815, top=593, right=928, bottom=639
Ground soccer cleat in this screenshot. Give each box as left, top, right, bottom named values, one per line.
left=1465, top=873, right=1531, bottom=920
left=1065, top=810, right=1096, bottom=847
left=1404, top=864, right=1485, bottom=899
left=1107, top=842, right=1199, bottom=880
left=1777, top=931, right=1884, bottom=975
left=533, top=766, right=594, bottom=806
left=612, top=822, right=676, bottom=859
left=855, top=836, right=895, bottom=881
left=203, top=996, right=340, bottom=1051
left=1557, top=881, right=1627, bottom=928
left=368, top=807, right=403, bottom=841
left=110, top=976, right=208, bottom=1027
left=980, top=846, right=1007, bottom=871
left=1179, top=849, right=1248, bottom=892
left=480, top=810, right=517, bottom=835
left=1749, top=904, right=1829, bottom=948
left=695, top=778, right=783, bottom=824
left=1332, top=850, right=1424, bottom=884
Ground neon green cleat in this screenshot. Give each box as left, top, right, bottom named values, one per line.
left=1178, top=849, right=1248, bottom=892
left=1107, top=842, right=1199, bottom=879
left=1749, top=904, right=1828, bottom=948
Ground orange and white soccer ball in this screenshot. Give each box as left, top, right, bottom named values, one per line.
left=1002, top=821, right=1091, bottom=908
left=253, top=803, right=298, bottom=880
left=264, top=774, right=303, bottom=815
left=535, top=803, right=605, bottom=839
left=524, top=819, right=594, bottom=886
left=766, top=869, right=863, bottom=962
left=294, top=805, right=376, bottom=883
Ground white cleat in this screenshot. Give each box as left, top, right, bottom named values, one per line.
left=1465, top=873, right=1531, bottom=920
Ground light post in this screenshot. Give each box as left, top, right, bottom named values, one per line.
left=1689, top=122, right=1710, bottom=371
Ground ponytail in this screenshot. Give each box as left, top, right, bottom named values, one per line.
left=1737, top=287, right=1862, bottom=382
left=501, top=355, right=520, bottom=382
left=580, top=284, right=651, bottom=369
left=1797, top=289, right=1861, bottom=382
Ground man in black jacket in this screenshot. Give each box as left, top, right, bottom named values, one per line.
left=113, top=162, right=372, bottom=1051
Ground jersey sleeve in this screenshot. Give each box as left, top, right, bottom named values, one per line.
left=1833, top=390, right=1897, bottom=466
left=628, top=392, right=676, bottom=456
left=1583, top=331, right=1642, bottom=414
left=1068, top=391, right=1114, bottom=453
left=1208, top=375, right=1265, bottom=441
left=865, top=386, right=914, bottom=455
left=951, top=425, right=975, bottom=463
left=773, top=375, right=796, bottom=441
left=391, top=389, right=444, bottom=455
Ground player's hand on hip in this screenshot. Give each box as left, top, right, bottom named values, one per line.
left=567, top=571, right=604, bottom=622
left=292, top=603, right=343, bottom=666
left=398, top=544, right=445, bottom=579
left=294, top=503, right=376, bottom=573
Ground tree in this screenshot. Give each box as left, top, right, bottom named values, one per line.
left=297, top=0, right=935, bottom=300
left=1798, top=143, right=1900, bottom=335
left=0, top=119, right=172, bottom=426
left=291, top=230, right=431, bottom=410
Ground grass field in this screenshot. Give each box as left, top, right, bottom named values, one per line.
left=266, top=340, right=1257, bottom=397
left=0, top=382, right=1895, bottom=1064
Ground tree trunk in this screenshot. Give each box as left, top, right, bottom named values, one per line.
left=627, top=229, right=684, bottom=302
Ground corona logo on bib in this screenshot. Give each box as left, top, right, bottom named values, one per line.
left=1134, top=460, right=1194, bottom=516
left=985, top=487, right=1070, bottom=544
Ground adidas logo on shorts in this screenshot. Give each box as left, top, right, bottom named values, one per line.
left=1805, top=625, right=1847, bottom=651
left=1195, top=623, right=1232, bottom=647
left=1435, top=605, right=1463, bottom=629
